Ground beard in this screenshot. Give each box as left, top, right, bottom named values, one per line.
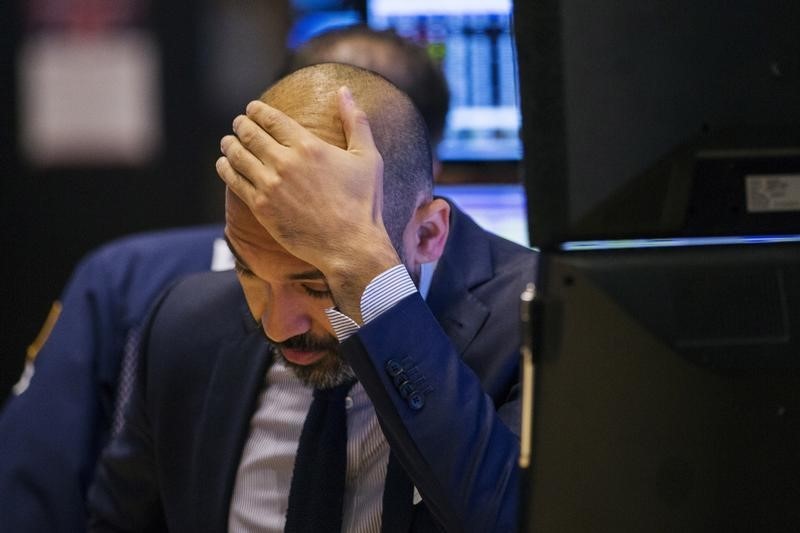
left=260, top=262, right=420, bottom=389
left=267, top=331, right=356, bottom=389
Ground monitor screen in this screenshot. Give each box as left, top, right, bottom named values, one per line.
left=368, top=0, right=522, bottom=161
left=434, top=183, right=529, bottom=247
left=287, top=0, right=364, bottom=49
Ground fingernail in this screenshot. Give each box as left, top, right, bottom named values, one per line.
left=220, top=135, right=232, bottom=153
left=340, top=86, right=353, bottom=103
left=232, top=115, right=242, bottom=131
left=246, top=101, right=259, bottom=115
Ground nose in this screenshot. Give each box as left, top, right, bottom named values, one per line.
left=260, top=287, right=313, bottom=343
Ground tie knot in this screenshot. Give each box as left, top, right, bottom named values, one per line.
left=313, top=379, right=356, bottom=402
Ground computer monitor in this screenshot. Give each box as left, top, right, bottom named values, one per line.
left=515, top=0, right=800, bottom=248
left=513, top=1, right=800, bottom=531
left=434, top=182, right=528, bottom=247
left=287, top=0, right=523, bottom=162
left=367, top=0, right=522, bottom=162
left=286, top=0, right=364, bottom=49
left=523, top=241, right=800, bottom=532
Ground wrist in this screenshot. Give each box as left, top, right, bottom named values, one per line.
left=325, top=238, right=401, bottom=323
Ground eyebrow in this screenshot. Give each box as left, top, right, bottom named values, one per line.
left=287, top=270, right=327, bottom=282
left=224, top=235, right=327, bottom=282
left=224, top=235, right=253, bottom=273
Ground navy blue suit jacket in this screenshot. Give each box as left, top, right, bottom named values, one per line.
left=89, top=205, right=537, bottom=532
left=0, top=225, right=224, bottom=533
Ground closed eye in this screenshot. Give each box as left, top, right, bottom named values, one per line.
left=234, top=262, right=256, bottom=279
left=301, top=285, right=332, bottom=300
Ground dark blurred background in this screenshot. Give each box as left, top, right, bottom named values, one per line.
left=0, top=0, right=296, bottom=403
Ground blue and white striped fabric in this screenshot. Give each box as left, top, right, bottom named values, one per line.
left=326, top=264, right=418, bottom=342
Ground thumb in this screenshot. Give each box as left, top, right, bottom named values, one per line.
left=338, top=86, right=377, bottom=155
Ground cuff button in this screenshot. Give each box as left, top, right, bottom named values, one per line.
left=408, top=392, right=425, bottom=411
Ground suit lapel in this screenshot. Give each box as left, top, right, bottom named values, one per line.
left=191, top=329, right=272, bottom=533
left=427, top=202, right=493, bottom=354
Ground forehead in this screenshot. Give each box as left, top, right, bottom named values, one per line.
left=224, top=191, right=316, bottom=273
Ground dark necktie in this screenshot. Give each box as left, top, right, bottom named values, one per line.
left=381, top=451, right=415, bottom=533
left=285, top=379, right=356, bottom=533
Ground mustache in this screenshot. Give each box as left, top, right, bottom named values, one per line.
left=267, top=331, right=339, bottom=353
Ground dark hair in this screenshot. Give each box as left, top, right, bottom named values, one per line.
left=288, top=25, right=450, bottom=148
left=261, top=63, right=433, bottom=253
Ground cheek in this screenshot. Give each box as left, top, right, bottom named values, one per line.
left=237, top=276, right=269, bottom=320
left=306, top=305, right=337, bottom=339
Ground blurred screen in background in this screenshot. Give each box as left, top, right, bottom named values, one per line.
left=369, top=0, right=521, bottom=162
left=287, top=0, right=522, bottom=162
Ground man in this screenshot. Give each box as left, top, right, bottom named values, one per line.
left=0, top=26, right=453, bottom=533
left=89, top=64, right=535, bottom=531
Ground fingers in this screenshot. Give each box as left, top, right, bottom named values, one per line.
left=217, top=134, right=275, bottom=205
left=216, top=102, right=302, bottom=209
left=245, top=100, right=303, bottom=147
left=215, top=154, right=257, bottom=204
left=232, top=113, right=283, bottom=163
left=335, top=86, right=385, bottom=222
left=337, top=86, right=378, bottom=155
left=220, top=132, right=270, bottom=177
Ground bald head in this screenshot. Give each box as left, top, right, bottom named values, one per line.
left=290, top=26, right=450, bottom=147
left=259, top=63, right=433, bottom=252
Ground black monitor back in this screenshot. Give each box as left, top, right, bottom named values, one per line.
left=514, top=2, right=800, bottom=530
left=524, top=243, right=800, bottom=532
left=514, top=0, right=800, bottom=248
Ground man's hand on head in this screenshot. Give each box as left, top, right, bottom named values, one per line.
left=216, top=87, right=401, bottom=322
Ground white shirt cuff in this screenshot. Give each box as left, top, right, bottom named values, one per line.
left=324, top=264, right=417, bottom=342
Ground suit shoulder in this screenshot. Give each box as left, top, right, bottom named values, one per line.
left=488, top=232, right=538, bottom=277
left=148, top=270, right=252, bottom=345
left=71, top=224, right=223, bottom=285
left=62, top=225, right=225, bottom=325
left=90, top=224, right=224, bottom=264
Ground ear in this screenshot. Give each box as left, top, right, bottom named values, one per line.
left=404, top=198, right=450, bottom=264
